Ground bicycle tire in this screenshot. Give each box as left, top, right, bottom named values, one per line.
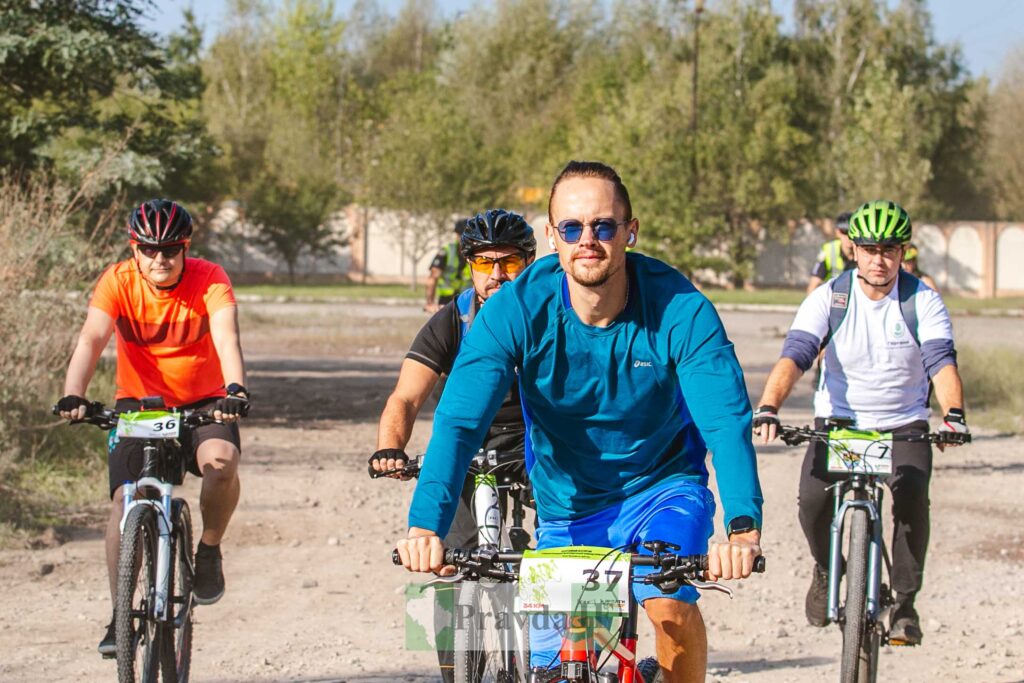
left=116, top=505, right=162, bottom=683
left=840, top=508, right=870, bottom=683
left=161, top=500, right=193, bottom=682
left=453, top=581, right=520, bottom=683
left=637, top=655, right=664, bottom=682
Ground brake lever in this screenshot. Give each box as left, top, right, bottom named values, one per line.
left=426, top=571, right=469, bottom=586
left=689, top=579, right=734, bottom=597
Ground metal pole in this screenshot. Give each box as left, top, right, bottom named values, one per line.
left=361, top=205, right=369, bottom=285
left=691, top=0, right=704, bottom=199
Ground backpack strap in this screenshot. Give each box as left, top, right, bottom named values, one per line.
left=455, top=287, right=477, bottom=344
left=820, top=269, right=854, bottom=352
left=897, top=271, right=921, bottom=346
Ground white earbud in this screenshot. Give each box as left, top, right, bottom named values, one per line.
left=627, top=233, right=636, bottom=246
left=548, top=237, right=557, bottom=250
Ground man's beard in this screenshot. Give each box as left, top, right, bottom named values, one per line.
left=568, top=254, right=617, bottom=287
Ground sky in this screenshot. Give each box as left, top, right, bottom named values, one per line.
left=142, top=0, right=1024, bottom=80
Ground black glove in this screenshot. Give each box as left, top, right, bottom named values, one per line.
left=55, top=395, right=91, bottom=417
left=939, top=408, right=970, bottom=444
left=215, top=386, right=250, bottom=418
left=753, top=404, right=780, bottom=431
left=368, top=448, right=408, bottom=477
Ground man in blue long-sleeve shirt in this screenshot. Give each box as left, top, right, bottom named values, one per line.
left=396, top=161, right=763, bottom=682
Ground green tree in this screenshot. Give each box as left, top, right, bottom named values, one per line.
left=791, top=0, right=988, bottom=218
left=987, top=46, right=1024, bottom=220
left=203, top=0, right=347, bottom=278
left=0, top=0, right=213, bottom=199
left=247, top=174, right=341, bottom=283
left=365, top=72, right=495, bottom=287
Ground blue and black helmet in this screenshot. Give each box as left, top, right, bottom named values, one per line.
left=461, top=209, right=536, bottom=258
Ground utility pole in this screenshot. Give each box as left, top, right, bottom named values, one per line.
left=691, top=0, right=704, bottom=200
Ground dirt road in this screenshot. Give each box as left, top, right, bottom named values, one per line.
left=1, top=302, right=1021, bottom=682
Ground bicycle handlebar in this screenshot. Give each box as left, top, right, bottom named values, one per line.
left=391, top=544, right=765, bottom=588
left=370, top=449, right=526, bottom=480
left=52, top=402, right=218, bottom=430
left=779, top=424, right=970, bottom=447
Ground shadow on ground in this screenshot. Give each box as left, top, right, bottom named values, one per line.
left=711, top=655, right=833, bottom=673
left=245, top=357, right=436, bottom=426
left=205, top=674, right=438, bottom=683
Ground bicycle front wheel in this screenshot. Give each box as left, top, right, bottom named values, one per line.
left=116, top=505, right=162, bottom=683
left=840, top=508, right=870, bottom=683
left=453, top=581, right=522, bottom=683
left=161, top=500, right=194, bottom=682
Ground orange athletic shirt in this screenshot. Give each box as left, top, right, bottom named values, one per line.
left=89, top=258, right=237, bottom=407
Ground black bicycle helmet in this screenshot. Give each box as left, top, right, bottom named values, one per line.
left=128, top=199, right=194, bottom=246
left=460, top=209, right=536, bottom=258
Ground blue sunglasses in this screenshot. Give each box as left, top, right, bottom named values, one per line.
left=555, top=218, right=629, bottom=243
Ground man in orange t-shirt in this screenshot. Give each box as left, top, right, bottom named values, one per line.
left=57, top=199, right=248, bottom=656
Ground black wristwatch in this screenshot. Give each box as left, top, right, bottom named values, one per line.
left=226, top=383, right=249, bottom=397
left=727, top=515, right=760, bottom=536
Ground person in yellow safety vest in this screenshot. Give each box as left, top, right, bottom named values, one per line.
left=425, top=219, right=472, bottom=312
left=806, top=211, right=856, bottom=293
left=902, top=243, right=939, bottom=293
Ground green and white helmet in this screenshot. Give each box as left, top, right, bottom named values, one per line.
left=847, top=200, right=912, bottom=246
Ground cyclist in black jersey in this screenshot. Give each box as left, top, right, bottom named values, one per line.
left=369, top=209, right=536, bottom=681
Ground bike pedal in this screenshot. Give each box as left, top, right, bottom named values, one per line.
left=887, top=638, right=916, bottom=647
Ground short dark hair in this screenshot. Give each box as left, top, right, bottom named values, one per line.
left=547, top=160, right=633, bottom=223
left=835, top=211, right=853, bottom=234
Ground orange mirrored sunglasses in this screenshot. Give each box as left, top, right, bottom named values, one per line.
left=467, top=253, right=526, bottom=275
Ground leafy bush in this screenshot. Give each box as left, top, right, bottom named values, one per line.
left=0, top=171, right=121, bottom=541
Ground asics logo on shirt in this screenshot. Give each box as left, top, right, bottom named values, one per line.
left=633, top=360, right=653, bottom=368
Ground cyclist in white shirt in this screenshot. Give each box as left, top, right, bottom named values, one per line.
left=751, top=200, right=968, bottom=647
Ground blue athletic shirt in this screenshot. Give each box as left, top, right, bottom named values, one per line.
left=408, top=252, right=763, bottom=536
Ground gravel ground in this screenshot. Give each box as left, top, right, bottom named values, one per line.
left=1, top=303, right=1021, bottom=683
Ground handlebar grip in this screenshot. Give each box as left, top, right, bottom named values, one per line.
left=392, top=549, right=402, bottom=565
left=753, top=556, right=766, bottom=573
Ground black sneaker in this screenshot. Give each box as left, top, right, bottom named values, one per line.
left=805, top=564, right=829, bottom=627
left=193, top=542, right=225, bottom=605
left=98, top=619, right=116, bottom=658
left=889, top=602, right=922, bottom=646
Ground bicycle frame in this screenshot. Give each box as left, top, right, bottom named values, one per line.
left=529, top=578, right=648, bottom=683
left=468, top=449, right=530, bottom=680
left=827, top=475, right=889, bottom=624
left=119, top=442, right=178, bottom=623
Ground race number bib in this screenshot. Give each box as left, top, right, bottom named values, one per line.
left=116, top=411, right=180, bottom=440
left=827, top=428, right=893, bottom=475
left=517, top=546, right=630, bottom=615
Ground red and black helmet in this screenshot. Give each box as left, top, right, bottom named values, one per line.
left=128, top=199, right=193, bottom=246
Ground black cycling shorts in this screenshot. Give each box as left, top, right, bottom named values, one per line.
left=106, top=397, right=241, bottom=498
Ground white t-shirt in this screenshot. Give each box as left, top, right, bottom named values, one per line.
left=790, top=270, right=954, bottom=430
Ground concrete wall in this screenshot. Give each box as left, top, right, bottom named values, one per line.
left=755, top=220, right=1024, bottom=297
left=204, top=203, right=351, bottom=283
left=203, top=200, right=1024, bottom=297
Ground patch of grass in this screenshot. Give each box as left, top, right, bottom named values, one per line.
left=704, top=288, right=806, bottom=306
left=235, top=283, right=420, bottom=301
left=957, top=346, right=1024, bottom=433
left=942, top=296, right=1024, bottom=315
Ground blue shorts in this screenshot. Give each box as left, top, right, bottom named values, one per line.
left=535, top=477, right=716, bottom=605
left=528, top=478, right=715, bottom=668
